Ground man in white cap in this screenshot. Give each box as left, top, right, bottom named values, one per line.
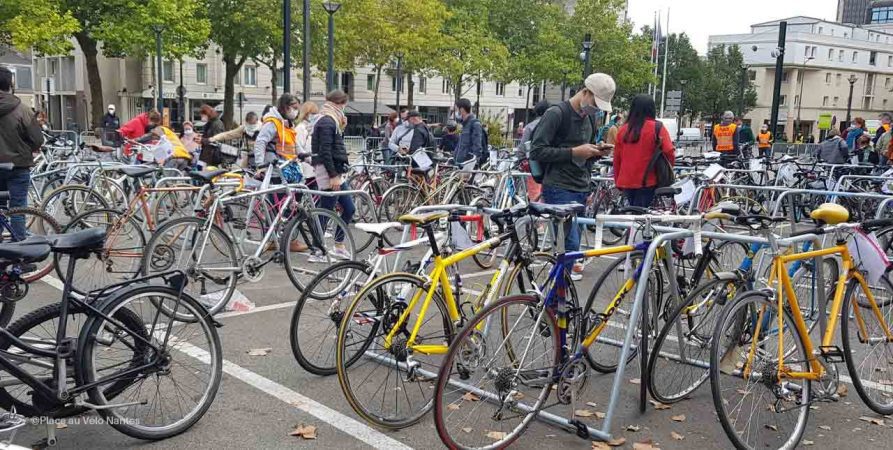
left=102, top=104, right=120, bottom=130
left=530, top=72, right=615, bottom=280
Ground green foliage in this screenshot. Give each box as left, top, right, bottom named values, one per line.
left=478, top=112, right=506, bottom=148
left=0, top=2, right=79, bottom=55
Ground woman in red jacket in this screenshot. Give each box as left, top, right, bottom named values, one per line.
left=612, top=95, right=674, bottom=207
left=118, top=109, right=161, bottom=158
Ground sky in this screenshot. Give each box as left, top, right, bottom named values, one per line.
left=626, top=0, right=839, bottom=54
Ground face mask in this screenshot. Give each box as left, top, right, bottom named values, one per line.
left=454, top=112, right=462, bottom=121
left=244, top=124, right=259, bottom=134
left=108, top=110, right=115, bottom=115
left=183, top=128, right=194, bottom=135
left=287, top=108, right=299, bottom=120
left=200, top=115, right=208, bottom=123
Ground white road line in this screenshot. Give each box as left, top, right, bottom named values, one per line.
left=171, top=340, right=413, bottom=450
left=216, top=301, right=297, bottom=319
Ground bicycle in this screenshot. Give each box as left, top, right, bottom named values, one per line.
left=709, top=203, right=893, bottom=449
left=0, top=228, right=221, bottom=441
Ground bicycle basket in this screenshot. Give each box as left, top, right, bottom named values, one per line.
left=281, top=161, right=304, bottom=184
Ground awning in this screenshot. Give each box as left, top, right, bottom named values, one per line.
left=345, top=101, right=394, bottom=116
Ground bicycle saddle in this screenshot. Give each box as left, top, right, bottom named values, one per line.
left=654, top=186, right=681, bottom=197
left=527, top=202, right=585, bottom=218
left=188, top=169, right=229, bottom=184
left=398, top=212, right=448, bottom=226
left=355, top=222, right=402, bottom=236
left=0, top=236, right=51, bottom=264
left=47, top=228, right=106, bottom=255
left=810, top=203, right=849, bottom=225
left=118, top=165, right=156, bottom=178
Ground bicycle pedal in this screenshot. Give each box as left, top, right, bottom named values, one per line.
left=819, top=345, right=845, bottom=363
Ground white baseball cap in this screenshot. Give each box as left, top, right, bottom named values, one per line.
left=108, top=104, right=115, bottom=111
left=584, top=73, right=615, bottom=113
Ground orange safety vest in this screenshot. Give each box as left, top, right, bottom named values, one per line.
left=713, top=123, right=737, bottom=152
left=264, top=117, right=297, bottom=160
left=757, top=131, right=772, bottom=148
left=160, top=126, right=191, bottom=159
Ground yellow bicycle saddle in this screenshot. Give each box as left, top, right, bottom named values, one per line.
left=809, top=203, right=849, bottom=225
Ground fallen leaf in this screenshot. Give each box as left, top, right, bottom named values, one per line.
left=461, top=427, right=472, bottom=433
left=649, top=399, right=671, bottom=410
left=629, top=378, right=641, bottom=385
left=818, top=425, right=831, bottom=430
left=586, top=401, right=598, bottom=408
left=626, top=424, right=641, bottom=432
left=595, top=411, right=607, bottom=419
left=56, top=422, right=68, bottom=429
left=859, top=416, right=886, bottom=426
left=803, top=440, right=814, bottom=446
left=837, top=384, right=848, bottom=397
left=512, top=391, right=525, bottom=400
left=592, top=442, right=610, bottom=450
left=671, top=414, right=686, bottom=422
left=765, top=424, right=778, bottom=431
left=809, top=405, right=819, bottom=410
left=247, top=347, right=273, bottom=356
left=633, top=442, right=660, bottom=450
left=486, top=431, right=507, bottom=440
left=608, top=437, right=627, bottom=446
left=671, top=431, right=684, bottom=440
left=575, top=409, right=595, bottom=417
left=289, top=424, right=317, bottom=440
left=447, top=403, right=460, bottom=411
left=462, top=392, right=480, bottom=401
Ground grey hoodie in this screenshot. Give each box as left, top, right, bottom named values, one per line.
left=0, top=91, right=43, bottom=167
left=253, top=107, right=289, bottom=166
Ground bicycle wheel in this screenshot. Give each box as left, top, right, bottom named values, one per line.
left=790, top=257, right=839, bottom=332
left=710, top=290, right=810, bottom=450
left=281, top=208, right=355, bottom=292
left=40, top=185, right=110, bottom=227
left=434, top=294, right=559, bottom=449
left=152, top=189, right=196, bottom=224
left=2, top=206, right=62, bottom=283
left=348, top=190, right=377, bottom=253
left=379, top=184, right=422, bottom=222
left=648, top=277, right=738, bottom=404
left=336, top=272, right=455, bottom=429
left=142, top=216, right=238, bottom=316
left=841, top=274, right=893, bottom=415
left=56, top=208, right=146, bottom=294
left=290, top=260, right=373, bottom=375
left=78, top=285, right=222, bottom=440
left=0, top=302, right=144, bottom=418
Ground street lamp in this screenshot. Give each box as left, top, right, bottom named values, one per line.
left=580, top=33, right=593, bottom=83
left=151, top=25, right=164, bottom=114
left=394, top=54, right=403, bottom=117
left=795, top=56, right=814, bottom=140
left=176, top=59, right=186, bottom=129
left=846, top=74, right=858, bottom=126
left=322, top=1, right=341, bottom=93
left=738, top=65, right=749, bottom=118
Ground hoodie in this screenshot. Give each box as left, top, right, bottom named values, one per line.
left=253, top=107, right=289, bottom=166
left=0, top=91, right=43, bottom=167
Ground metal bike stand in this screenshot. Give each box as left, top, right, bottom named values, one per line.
left=832, top=174, right=893, bottom=192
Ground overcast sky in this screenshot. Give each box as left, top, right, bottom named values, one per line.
left=626, top=0, right=839, bottom=54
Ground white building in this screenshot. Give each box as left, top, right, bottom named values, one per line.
left=709, top=16, right=893, bottom=141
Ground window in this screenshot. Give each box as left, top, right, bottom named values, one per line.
left=863, top=96, right=872, bottom=110
left=418, top=76, right=426, bottom=94
left=818, top=26, right=823, bottom=34
left=839, top=50, right=844, bottom=61
left=779, top=95, right=787, bottom=106
left=870, top=51, right=877, bottom=66
left=794, top=95, right=800, bottom=106
left=828, top=48, right=834, bottom=60
left=162, top=60, right=174, bottom=82
left=852, top=51, right=858, bottom=63
left=804, top=46, right=811, bottom=57
left=811, top=46, right=816, bottom=58
left=866, top=73, right=875, bottom=95
left=11, top=67, right=32, bottom=90
left=275, top=68, right=284, bottom=88
left=366, top=74, right=376, bottom=91
left=532, top=85, right=541, bottom=103
left=390, top=75, right=404, bottom=92
left=871, top=6, right=893, bottom=24
left=825, top=73, right=832, bottom=84
left=495, top=82, right=505, bottom=96
left=196, top=63, right=207, bottom=84
left=243, top=66, right=256, bottom=86
left=441, top=78, right=452, bottom=94
left=886, top=77, right=892, bottom=89
left=836, top=73, right=842, bottom=86
left=822, top=96, right=829, bottom=106
left=518, top=86, right=524, bottom=97
left=748, top=70, right=756, bottom=81
left=885, top=99, right=889, bottom=108
left=888, top=55, right=892, bottom=67
left=781, top=71, right=789, bottom=83
left=833, top=96, right=839, bottom=106
left=796, top=71, right=803, bottom=83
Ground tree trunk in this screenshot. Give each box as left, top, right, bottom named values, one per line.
left=222, top=53, right=246, bottom=128
left=269, top=56, right=279, bottom=105
left=75, top=32, right=103, bottom=130
left=453, top=76, right=462, bottom=104
left=406, top=71, right=414, bottom=109
left=524, top=83, right=531, bottom=123
left=372, top=65, right=381, bottom=124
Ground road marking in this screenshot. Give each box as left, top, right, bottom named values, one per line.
left=216, top=301, right=297, bottom=319
left=171, top=339, right=413, bottom=450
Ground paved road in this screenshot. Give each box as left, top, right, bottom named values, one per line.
left=8, top=246, right=893, bottom=449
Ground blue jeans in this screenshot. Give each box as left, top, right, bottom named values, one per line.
left=541, top=185, right=587, bottom=252
left=624, top=187, right=656, bottom=208
left=319, top=181, right=355, bottom=243
left=0, top=168, right=30, bottom=240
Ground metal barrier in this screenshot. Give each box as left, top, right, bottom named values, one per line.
left=771, top=143, right=820, bottom=157
left=343, top=136, right=366, bottom=154
left=832, top=174, right=893, bottom=192
left=365, top=137, right=384, bottom=151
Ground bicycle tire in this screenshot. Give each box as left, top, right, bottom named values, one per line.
left=290, top=260, right=373, bottom=375
left=2, top=206, right=62, bottom=283
left=281, top=208, right=355, bottom=292
left=40, top=184, right=111, bottom=227
left=379, top=184, right=422, bottom=222
left=77, top=285, right=222, bottom=440
left=841, top=274, right=893, bottom=415
left=349, top=187, right=378, bottom=253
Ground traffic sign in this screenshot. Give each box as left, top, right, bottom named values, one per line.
left=666, top=90, right=682, bottom=100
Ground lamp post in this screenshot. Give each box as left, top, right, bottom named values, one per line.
left=151, top=25, right=164, bottom=114
left=323, top=1, right=341, bottom=93
left=580, top=33, right=593, bottom=83
left=738, top=64, right=750, bottom=117
left=394, top=54, right=403, bottom=117
left=845, top=74, right=858, bottom=126
left=768, top=21, right=787, bottom=141
left=794, top=56, right=814, bottom=140
left=237, top=91, right=245, bottom=123
left=176, top=59, right=186, bottom=128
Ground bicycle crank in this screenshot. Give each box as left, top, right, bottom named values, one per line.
left=241, top=256, right=265, bottom=283
left=557, top=359, right=589, bottom=404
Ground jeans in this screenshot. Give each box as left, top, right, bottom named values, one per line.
left=0, top=168, right=30, bottom=240
left=624, top=187, right=656, bottom=208
left=541, top=185, right=587, bottom=252
left=380, top=147, right=394, bottom=165
left=318, top=181, right=355, bottom=243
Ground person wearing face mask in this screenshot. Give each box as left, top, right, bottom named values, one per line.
left=119, top=108, right=162, bottom=161
left=295, top=102, right=320, bottom=156
left=148, top=123, right=193, bottom=170
left=311, top=90, right=354, bottom=261
left=210, top=112, right=261, bottom=167
left=180, top=121, right=200, bottom=160
left=254, top=94, right=300, bottom=169
left=530, top=72, right=616, bottom=281
left=197, top=104, right=225, bottom=166
left=453, top=99, right=484, bottom=165
left=102, top=104, right=120, bottom=130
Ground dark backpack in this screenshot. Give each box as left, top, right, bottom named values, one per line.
left=530, top=102, right=596, bottom=184
left=642, top=122, right=675, bottom=188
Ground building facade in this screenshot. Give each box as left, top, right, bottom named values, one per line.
left=709, top=16, right=893, bottom=141
left=0, top=48, right=36, bottom=109
left=838, top=0, right=873, bottom=24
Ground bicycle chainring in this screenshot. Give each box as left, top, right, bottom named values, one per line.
left=557, top=359, right=589, bottom=405
left=241, top=256, right=265, bottom=283
left=456, top=330, right=487, bottom=372
left=148, top=244, right=176, bottom=271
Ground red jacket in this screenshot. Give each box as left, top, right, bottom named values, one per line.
left=613, top=119, right=675, bottom=189
left=119, top=113, right=151, bottom=156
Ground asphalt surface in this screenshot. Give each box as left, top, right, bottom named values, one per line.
left=6, top=235, right=893, bottom=450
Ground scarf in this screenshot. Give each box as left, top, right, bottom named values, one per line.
left=320, top=102, right=347, bottom=134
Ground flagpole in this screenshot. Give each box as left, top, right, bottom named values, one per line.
left=660, top=8, right=671, bottom=117
left=652, top=10, right=661, bottom=98
left=648, top=10, right=656, bottom=96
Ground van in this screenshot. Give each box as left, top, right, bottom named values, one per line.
left=656, top=118, right=679, bottom=143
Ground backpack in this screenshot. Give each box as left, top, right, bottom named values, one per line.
left=642, top=121, right=675, bottom=188
left=529, top=102, right=596, bottom=184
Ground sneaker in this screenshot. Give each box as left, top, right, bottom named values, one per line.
left=330, top=244, right=351, bottom=260
left=308, top=252, right=328, bottom=263
left=570, top=263, right=584, bottom=281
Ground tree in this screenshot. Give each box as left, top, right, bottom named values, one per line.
left=702, top=44, right=756, bottom=120
left=0, top=2, right=79, bottom=55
